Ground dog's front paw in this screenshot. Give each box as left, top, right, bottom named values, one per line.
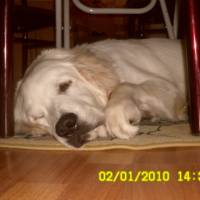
left=105, top=99, right=142, bottom=139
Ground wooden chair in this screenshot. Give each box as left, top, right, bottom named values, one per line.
left=185, top=0, right=200, bottom=135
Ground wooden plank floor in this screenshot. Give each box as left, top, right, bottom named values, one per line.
left=0, top=147, right=200, bottom=200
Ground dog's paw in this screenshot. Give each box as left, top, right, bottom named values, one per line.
left=105, top=99, right=142, bottom=139
left=87, top=125, right=109, bottom=141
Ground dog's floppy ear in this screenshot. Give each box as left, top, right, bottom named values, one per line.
left=74, top=49, right=119, bottom=104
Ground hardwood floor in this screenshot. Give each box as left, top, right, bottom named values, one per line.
left=0, top=147, right=200, bottom=200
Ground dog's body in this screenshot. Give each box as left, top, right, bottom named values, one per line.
left=15, top=38, right=187, bottom=147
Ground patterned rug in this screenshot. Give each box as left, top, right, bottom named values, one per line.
left=1, top=122, right=200, bottom=151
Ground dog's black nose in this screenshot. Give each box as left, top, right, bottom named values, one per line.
left=56, top=113, right=78, bottom=137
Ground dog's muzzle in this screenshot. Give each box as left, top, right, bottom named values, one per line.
left=55, top=113, right=91, bottom=147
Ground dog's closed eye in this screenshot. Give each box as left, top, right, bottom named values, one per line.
left=58, top=81, right=72, bottom=94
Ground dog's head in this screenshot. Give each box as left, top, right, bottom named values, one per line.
left=15, top=47, right=119, bottom=147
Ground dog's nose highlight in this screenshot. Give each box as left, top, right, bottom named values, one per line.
left=55, top=113, right=78, bottom=137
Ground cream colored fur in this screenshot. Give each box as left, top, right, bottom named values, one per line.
left=14, top=38, right=187, bottom=147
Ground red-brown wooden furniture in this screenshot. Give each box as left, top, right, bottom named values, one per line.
left=185, top=0, right=200, bottom=135
left=0, top=0, right=14, bottom=137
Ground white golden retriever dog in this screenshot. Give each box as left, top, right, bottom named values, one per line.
left=15, top=38, right=187, bottom=147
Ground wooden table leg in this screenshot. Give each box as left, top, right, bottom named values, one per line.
left=185, top=0, right=200, bottom=135
left=0, top=0, right=14, bottom=137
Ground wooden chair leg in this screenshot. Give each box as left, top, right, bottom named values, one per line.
left=185, top=0, right=200, bottom=135
left=0, top=0, right=14, bottom=137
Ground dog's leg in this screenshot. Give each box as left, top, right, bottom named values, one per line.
left=104, top=83, right=142, bottom=139
left=104, top=81, right=187, bottom=139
